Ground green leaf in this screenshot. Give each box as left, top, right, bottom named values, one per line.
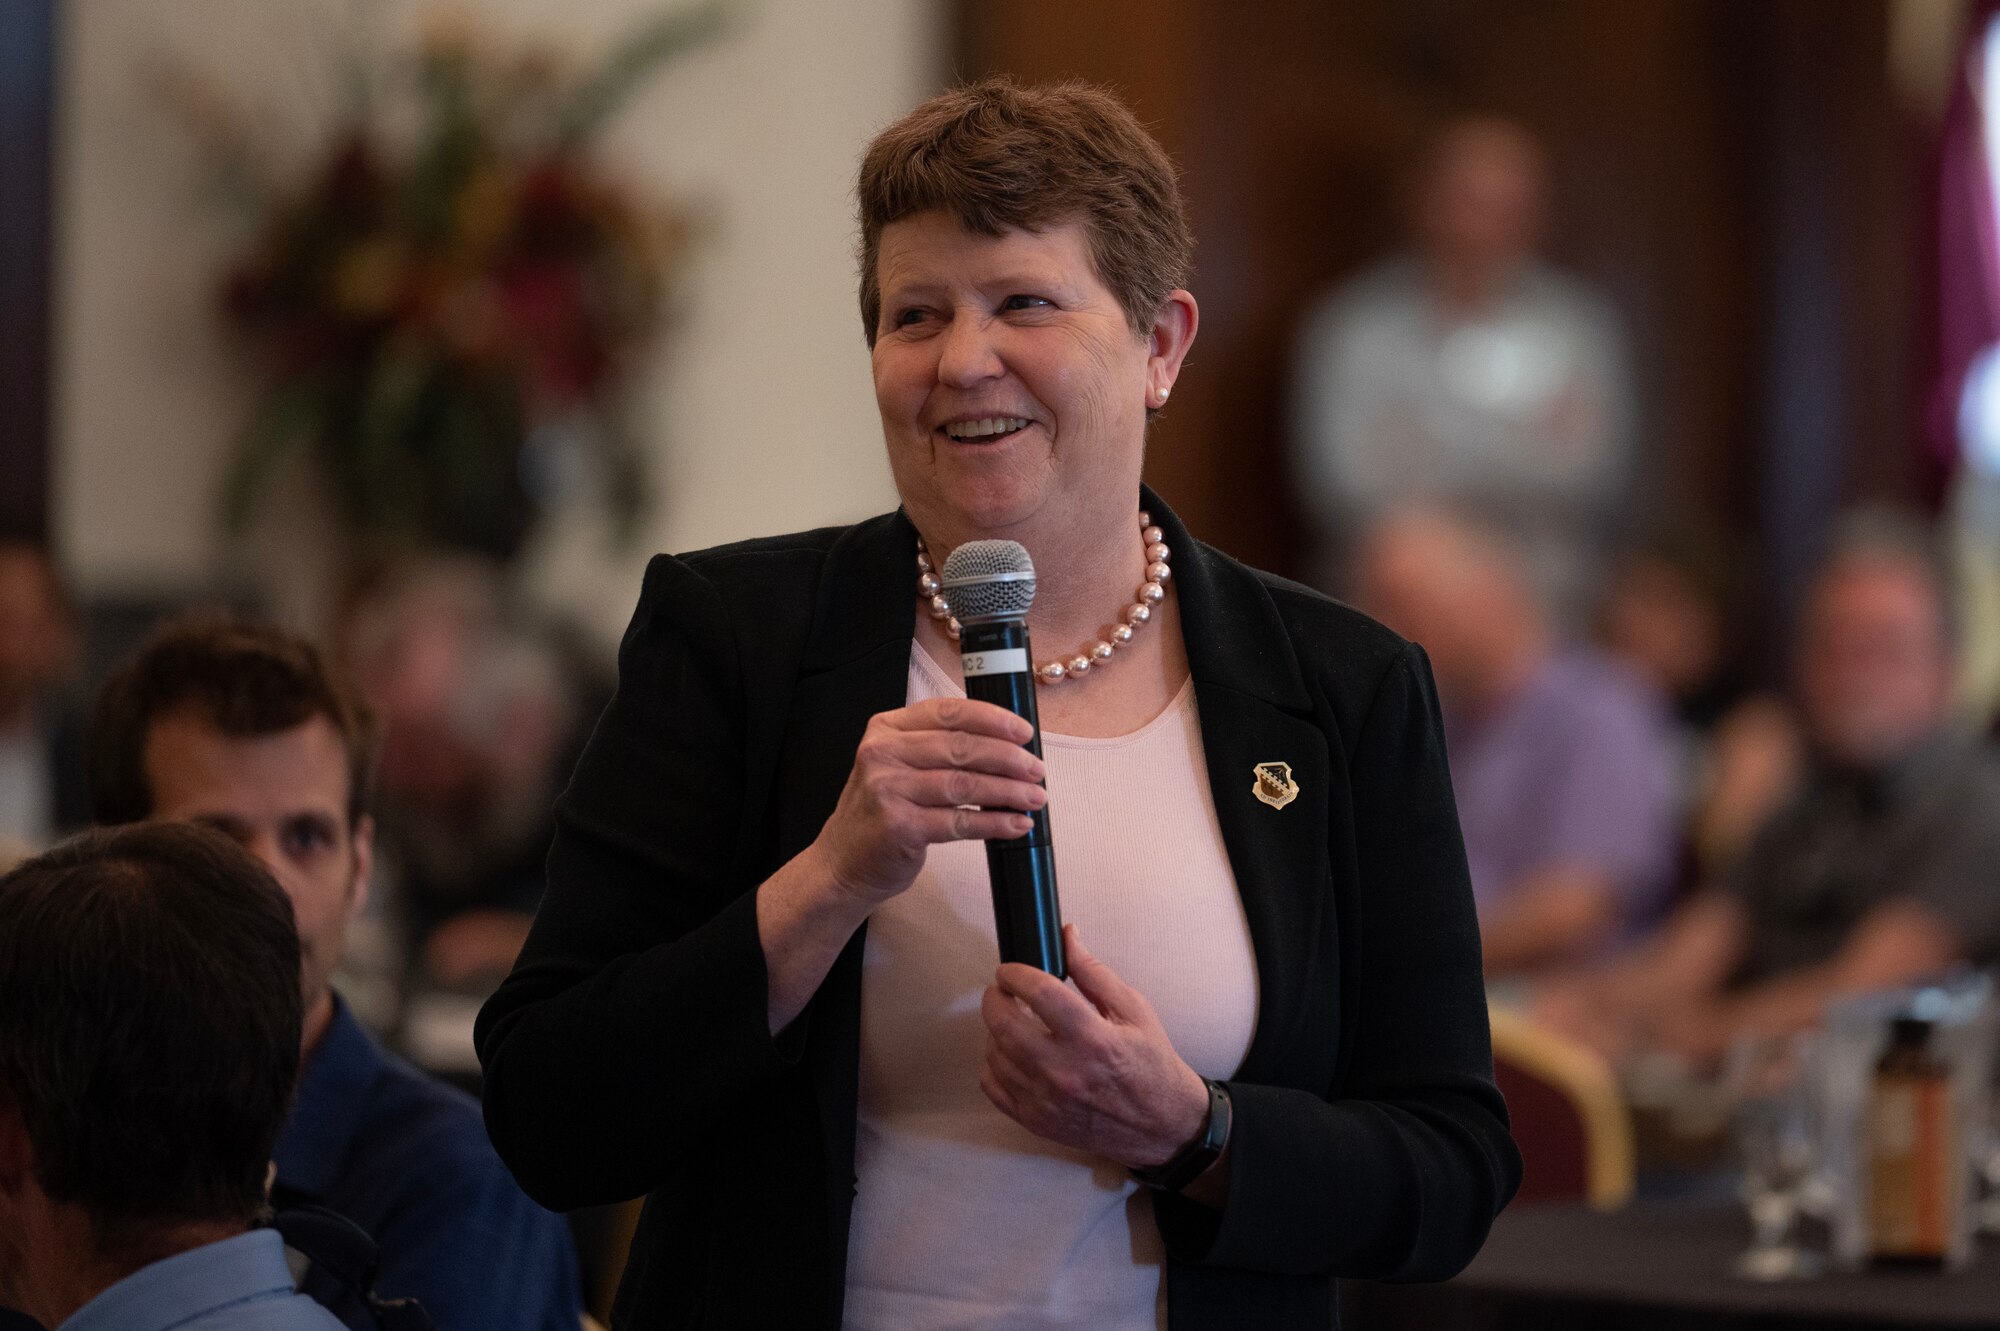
left=220, top=381, right=328, bottom=535
left=553, top=0, right=737, bottom=146
left=406, top=47, right=488, bottom=243
left=595, top=411, right=650, bottom=549
left=347, top=344, right=436, bottom=532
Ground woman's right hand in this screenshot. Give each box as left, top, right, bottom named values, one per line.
left=811, top=697, right=1047, bottom=908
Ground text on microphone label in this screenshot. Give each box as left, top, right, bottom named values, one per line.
left=960, top=648, right=1029, bottom=677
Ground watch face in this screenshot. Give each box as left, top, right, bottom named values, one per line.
left=1201, top=1078, right=1231, bottom=1151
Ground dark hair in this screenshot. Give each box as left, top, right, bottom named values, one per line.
left=1813, top=507, right=1960, bottom=648
left=0, top=823, right=303, bottom=1252
left=855, top=78, right=1194, bottom=347
left=88, top=615, right=376, bottom=827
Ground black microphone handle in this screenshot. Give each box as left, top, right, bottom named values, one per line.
left=959, top=618, right=1065, bottom=978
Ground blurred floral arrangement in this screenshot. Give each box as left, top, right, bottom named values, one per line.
left=167, top=4, right=726, bottom=559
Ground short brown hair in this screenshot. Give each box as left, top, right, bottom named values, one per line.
left=856, top=78, right=1194, bottom=346
left=88, top=615, right=377, bottom=827
left=0, top=823, right=301, bottom=1249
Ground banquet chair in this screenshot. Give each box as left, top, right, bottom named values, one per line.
left=1487, top=1004, right=1635, bottom=1209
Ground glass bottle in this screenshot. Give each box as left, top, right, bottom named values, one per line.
left=1868, top=1016, right=1957, bottom=1266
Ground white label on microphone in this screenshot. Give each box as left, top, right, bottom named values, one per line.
left=960, top=647, right=1029, bottom=677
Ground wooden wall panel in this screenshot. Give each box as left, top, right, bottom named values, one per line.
left=953, top=0, right=1922, bottom=616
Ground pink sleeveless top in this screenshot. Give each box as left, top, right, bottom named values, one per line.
left=842, top=645, right=1260, bottom=1331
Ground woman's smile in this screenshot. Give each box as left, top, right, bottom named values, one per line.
left=873, top=211, right=1150, bottom=535
left=938, top=415, right=1034, bottom=444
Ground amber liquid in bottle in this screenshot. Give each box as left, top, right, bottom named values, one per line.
left=1868, top=1017, right=1957, bottom=1267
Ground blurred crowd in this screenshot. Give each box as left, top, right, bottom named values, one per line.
left=0, top=544, right=602, bottom=1330
left=0, top=539, right=605, bottom=1003
left=4, top=101, right=2000, bottom=1328
left=1291, top=114, right=2000, bottom=1090
left=5, top=113, right=1998, bottom=1099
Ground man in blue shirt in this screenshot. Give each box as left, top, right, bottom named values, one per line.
left=0, top=823, right=348, bottom=1330
left=80, top=618, right=581, bottom=1331
left=1356, top=504, right=1679, bottom=976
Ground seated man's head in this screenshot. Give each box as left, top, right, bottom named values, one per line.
left=87, top=618, right=375, bottom=1047
left=1353, top=503, right=1550, bottom=707
left=1797, top=512, right=1957, bottom=770
left=0, top=823, right=302, bottom=1321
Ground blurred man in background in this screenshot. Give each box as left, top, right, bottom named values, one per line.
left=1536, top=512, right=2000, bottom=1064
left=1293, top=115, right=1637, bottom=615
left=1357, top=504, right=1678, bottom=978
left=337, top=560, right=589, bottom=990
left=0, top=537, right=87, bottom=863
left=87, top=617, right=580, bottom=1331
left=1595, top=525, right=1800, bottom=882
left=0, top=822, right=345, bottom=1330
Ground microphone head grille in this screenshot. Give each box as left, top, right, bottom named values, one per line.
left=940, top=540, right=1036, bottom=621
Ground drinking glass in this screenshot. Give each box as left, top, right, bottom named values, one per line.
left=1729, top=1031, right=1826, bottom=1280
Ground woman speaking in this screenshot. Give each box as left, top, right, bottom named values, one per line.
left=477, top=79, right=1519, bottom=1330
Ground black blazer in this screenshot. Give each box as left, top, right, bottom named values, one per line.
left=476, top=488, right=1520, bottom=1330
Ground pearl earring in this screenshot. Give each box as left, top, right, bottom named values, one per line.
left=1154, top=387, right=1171, bottom=406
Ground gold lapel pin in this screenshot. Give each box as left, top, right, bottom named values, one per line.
left=1252, top=761, right=1299, bottom=810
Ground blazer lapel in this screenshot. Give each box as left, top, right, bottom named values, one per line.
left=773, top=509, right=919, bottom=866
left=767, top=510, right=919, bottom=1240
left=1145, top=487, right=1339, bottom=1089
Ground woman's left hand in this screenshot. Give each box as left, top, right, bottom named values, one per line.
left=979, top=923, right=1210, bottom=1168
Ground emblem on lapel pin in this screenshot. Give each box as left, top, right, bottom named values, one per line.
left=1252, top=761, right=1299, bottom=810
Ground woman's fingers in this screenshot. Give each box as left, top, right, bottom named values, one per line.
left=981, top=981, right=1050, bottom=1054
left=893, top=767, right=1045, bottom=813
left=996, top=963, right=1098, bottom=1041
left=815, top=696, right=1045, bottom=904
left=891, top=730, right=1045, bottom=781
left=1060, top=925, right=1145, bottom=1023
left=979, top=1049, right=1032, bottom=1120
left=911, top=805, right=1034, bottom=844
left=979, top=970, right=1206, bottom=1165
left=884, top=696, right=1033, bottom=744
left=982, top=1035, right=1042, bottom=1102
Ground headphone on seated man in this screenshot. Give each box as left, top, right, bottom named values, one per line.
left=273, top=1207, right=436, bottom=1331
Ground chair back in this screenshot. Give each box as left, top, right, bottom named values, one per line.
left=1488, top=1004, right=1635, bottom=1209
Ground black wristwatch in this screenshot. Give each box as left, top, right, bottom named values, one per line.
left=1130, top=1077, right=1232, bottom=1192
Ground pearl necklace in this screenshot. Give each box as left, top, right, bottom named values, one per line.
left=916, top=510, right=1171, bottom=684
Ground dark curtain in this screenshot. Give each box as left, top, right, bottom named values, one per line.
left=0, top=0, right=55, bottom=541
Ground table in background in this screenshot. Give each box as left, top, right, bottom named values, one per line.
left=1341, top=1203, right=2000, bottom=1331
